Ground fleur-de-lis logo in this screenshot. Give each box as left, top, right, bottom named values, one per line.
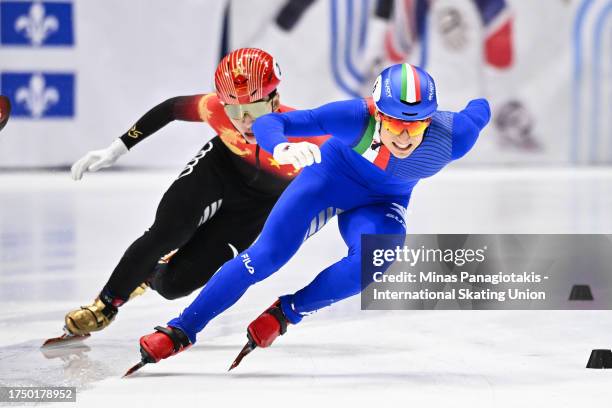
left=14, top=1, right=59, bottom=46
left=15, top=74, right=60, bottom=118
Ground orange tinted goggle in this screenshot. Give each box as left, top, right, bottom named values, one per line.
left=380, top=114, right=432, bottom=136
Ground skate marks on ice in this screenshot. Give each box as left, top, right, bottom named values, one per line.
left=119, top=311, right=605, bottom=387
left=2, top=309, right=612, bottom=407
left=120, top=341, right=498, bottom=391
left=0, top=338, right=132, bottom=389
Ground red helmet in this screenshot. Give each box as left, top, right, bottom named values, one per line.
left=215, top=48, right=281, bottom=105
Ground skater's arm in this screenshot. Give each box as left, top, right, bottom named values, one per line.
left=451, top=98, right=491, bottom=160
left=253, top=99, right=369, bottom=153
left=70, top=95, right=209, bottom=180
left=119, top=95, right=206, bottom=150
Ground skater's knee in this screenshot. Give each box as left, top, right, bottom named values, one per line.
left=342, top=254, right=363, bottom=288
left=155, top=287, right=181, bottom=300
left=157, top=287, right=192, bottom=300
left=151, top=260, right=213, bottom=301
left=149, top=264, right=190, bottom=300
left=247, top=250, right=288, bottom=282
left=152, top=278, right=193, bottom=300
left=237, top=242, right=289, bottom=282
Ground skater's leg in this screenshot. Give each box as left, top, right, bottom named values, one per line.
left=168, top=168, right=341, bottom=343
left=282, top=199, right=409, bottom=321
left=103, top=141, right=224, bottom=301
left=63, top=142, right=225, bottom=336
left=151, top=196, right=276, bottom=300
left=237, top=200, right=410, bottom=353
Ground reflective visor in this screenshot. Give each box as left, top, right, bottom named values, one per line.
left=223, top=99, right=273, bottom=120
left=380, top=113, right=432, bottom=136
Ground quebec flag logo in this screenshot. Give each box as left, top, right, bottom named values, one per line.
left=0, top=72, right=75, bottom=118
left=0, top=1, right=74, bottom=46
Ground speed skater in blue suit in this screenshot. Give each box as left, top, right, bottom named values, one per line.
left=128, top=63, right=491, bottom=374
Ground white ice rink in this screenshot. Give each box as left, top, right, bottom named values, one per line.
left=1, top=168, right=612, bottom=407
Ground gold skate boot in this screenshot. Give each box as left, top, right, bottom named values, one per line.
left=64, top=283, right=148, bottom=336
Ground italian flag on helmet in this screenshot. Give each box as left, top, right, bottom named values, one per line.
left=372, top=63, right=437, bottom=120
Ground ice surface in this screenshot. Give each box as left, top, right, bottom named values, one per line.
left=1, top=168, right=612, bottom=407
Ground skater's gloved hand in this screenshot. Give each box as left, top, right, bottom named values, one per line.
left=272, top=142, right=321, bottom=170
left=71, top=139, right=128, bottom=180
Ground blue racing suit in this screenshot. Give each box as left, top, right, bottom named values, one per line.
left=168, top=97, right=491, bottom=343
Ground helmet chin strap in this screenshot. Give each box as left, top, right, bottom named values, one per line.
left=374, top=120, right=382, bottom=140
left=372, top=121, right=384, bottom=150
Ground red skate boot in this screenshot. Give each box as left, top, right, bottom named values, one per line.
left=124, top=326, right=191, bottom=376
left=229, top=299, right=290, bottom=371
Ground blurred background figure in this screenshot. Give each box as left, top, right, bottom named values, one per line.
left=0, top=0, right=610, bottom=167
left=223, top=0, right=610, bottom=164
